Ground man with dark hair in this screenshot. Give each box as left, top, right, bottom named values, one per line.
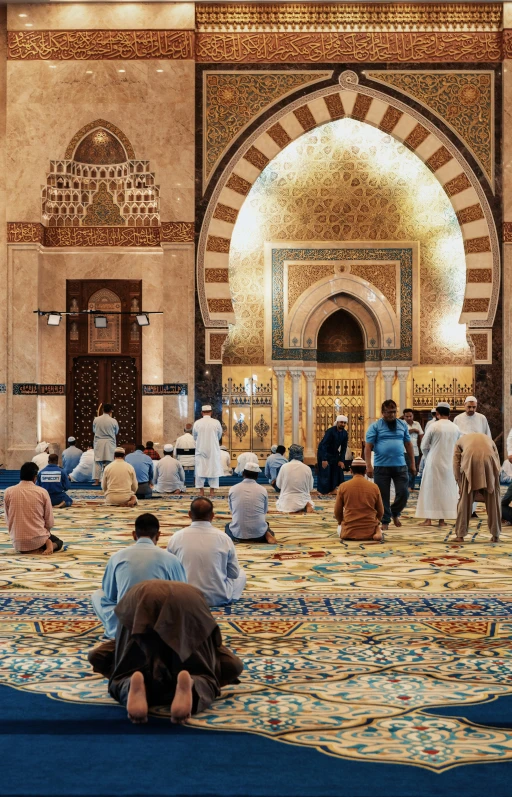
left=403, top=409, right=423, bottom=490
left=102, top=447, right=138, bottom=507
left=168, top=497, right=246, bottom=606
left=91, top=512, right=186, bottom=639
left=143, top=441, right=160, bottom=461
left=37, top=453, right=74, bottom=508
left=227, top=462, right=276, bottom=543
left=4, top=462, right=63, bottom=554
left=334, top=457, right=384, bottom=541
left=365, top=399, right=415, bottom=531
left=415, top=405, right=461, bottom=527
left=264, top=444, right=287, bottom=490
left=126, top=445, right=154, bottom=500
left=93, top=403, right=119, bottom=485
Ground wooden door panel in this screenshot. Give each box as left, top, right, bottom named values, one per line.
left=109, top=357, right=139, bottom=445
left=70, top=358, right=101, bottom=450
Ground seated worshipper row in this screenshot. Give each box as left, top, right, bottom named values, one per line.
left=264, top=445, right=287, bottom=490
left=125, top=445, right=155, bottom=499
left=153, top=445, right=186, bottom=494
left=276, top=444, right=315, bottom=513
left=334, top=457, right=384, bottom=541
left=36, top=454, right=73, bottom=507
left=317, top=415, right=348, bottom=495
left=227, top=462, right=277, bottom=544
left=5, top=462, right=64, bottom=554
left=102, top=447, right=138, bottom=507
left=88, top=580, right=243, bottom=725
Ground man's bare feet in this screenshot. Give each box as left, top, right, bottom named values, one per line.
left=54, top=501, right=66, bottom=509
left=209, top=490, right=215, bottom=497
left=265, top=530, right=277, bottom=544
left=305, top=504, right=314, bottom=514
left=171, top=670, right=193, bottom=724
left=419, top=520, right=432, bottom=527
left=127, top=671, right=148, bottom=724
left=392, top=516, right=402, bottom=527
left=372, top=528, right=383, bottom=541
left=438, top=520, right=446, bottom=527
left=381, top=523, right=389, bottom=531
left=199, top=488, right=205, bottom=497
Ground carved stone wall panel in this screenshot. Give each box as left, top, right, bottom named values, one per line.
left=8, top=30, right=194, bottom=60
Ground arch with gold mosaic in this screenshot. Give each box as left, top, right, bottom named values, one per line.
left=65, top=118, right=135, bottom=161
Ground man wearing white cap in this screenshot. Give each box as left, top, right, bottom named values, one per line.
left=32, top=442, right=50, bottom=471
left=62, top=437, right=83, bottom=476
left=316, top=415, right=349, bottom=495
left=192, top=405, right=223, bottom=496
left=416, top=405, right=461, bottom=527
left=174, top=424, right=196, bottom=470
left=453, top=397, right=492, bottom=437
left=153, top=445, right=186, bottom=494
left=235, top=451, right=259, bottom=476
left=227, top=461, right=276, bottom=543
left=102, top=447, right=138, bottom=507
left=335, top=457, right=384, bottom=541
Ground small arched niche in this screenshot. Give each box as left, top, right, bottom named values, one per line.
left=317, top=309, right=365, bottom=362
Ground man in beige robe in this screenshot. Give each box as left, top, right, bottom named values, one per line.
left=102, top=447, right=138, bottom=507
left=453, top=432, right=501, bottom=542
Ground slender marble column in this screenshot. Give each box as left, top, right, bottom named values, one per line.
left=274, top=367, right=288, bottom=444
left=397, top=367, right=411, bottom=414
left=303, top=367, right=317, bottom=458
left=365, top=367, right=380, bottom=425
left=289, top=369, right=303, bottom=444
left=381, top=368, right=396, bottom=402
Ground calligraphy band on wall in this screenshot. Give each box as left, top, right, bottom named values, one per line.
left=13, top=384, right=66, bottom=396
left=7, top=223, right=194, bottom=247
left=142, top=384, right=188, bottom=396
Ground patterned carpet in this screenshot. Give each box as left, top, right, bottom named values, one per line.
left=1, top=487, right=512, bottom=772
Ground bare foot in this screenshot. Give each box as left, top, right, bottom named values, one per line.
left=392, top=516, right=402, bottom=528
left=127, top=671, right=148, bottom=724
left=171, top=670, right=193, bottom=724
left=265, top=530, right=277, bottom=544
left=372, top=528, right=383, bottom=541
left=381, top=524, right=389, bottom=531
left=93, top=480, right=100, bottom=486
left=418, top=520, right=432, bottom=527
left=305, top=504, right=314, bottom=514
left=54, top=501, right=66, bottom=509
left=209, top=491, right=215, bottom=497
left=438, top=520, right=446, bottom=527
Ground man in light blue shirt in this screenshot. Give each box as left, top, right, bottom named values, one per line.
left=264, top=445, right=287, bottom=491
left=168, top=497, right=246, bottom=607
left=62, top=437, right=82, bottom=476
left=227, top=462, right=276, bottom=543
left=365, top=399, right=415, bottom=531
left=125, top=445, right=154, bottom=499
left=91, top=512, right=186, bottom=639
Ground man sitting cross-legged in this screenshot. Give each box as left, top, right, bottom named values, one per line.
left=276, top=444, right=315, bottom=514
left=4, top=462, right=64, bottom=555
left=168, top=497, right=246, bottom=607
left=226, top=462, right=277, bottom=544
left=91, top=512, right=186, bottom=639
left=102, top=447, right=138, bottom=507
left=153, top=444, right=186, bottom=494
left=334, top=457, right=384, bottom=542
left=37, top=453, right=73, bottom=508
left=88, top=580, right=243, bottom=725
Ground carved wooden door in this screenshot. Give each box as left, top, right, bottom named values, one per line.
left=70, top=358, right=101, bottom=450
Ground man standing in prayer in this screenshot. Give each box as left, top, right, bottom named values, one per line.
left=4, top=462, right=63, bottom=555
left=168, top=497, right=246, bottom=606
left=70, top=446, right=95, bottom=482
left=193, top=405, right=223, bottom=497
left=264, top=445, right=287, bottom=490
left=62, top=437, right=82, bottom=476
left=454, top=396, right=492, bottom=437
left=276, top=443, right=315, bottom=514
left=153, top=444, right=186, bottom=494
left=93, top=403, right=119, bottom=485
left=415, top=406, right=461, bottom=527
left=143, top=441, right=160, bottom=461
left=32, top=442, right=50, bottom=471
left=317, top=415, right=349, bottom=495
left=453, top=432, right=501, bottom=542
left=227, top=461, right=276, bottom=544
left=37, top=453, right=74, bottom=508
left=365, top=399, right=415, bottom=531
left=174, top=423, right=196, bottom=470
left=125, top=445, right=154, bottom=500
left=91, top=512, right=186, bottom=639
left=102, top=447, right=138, bottom=507
left=88, top=581, right=243, bottom=725
left=402, top=409, right=423, bottom=490
left=334, top=457, right=384, bottom=541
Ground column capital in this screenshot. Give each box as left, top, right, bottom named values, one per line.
left=273, top=367, right=288, bottom=379
left=381, top=367, right=396, bottom=383
left=303, top=367, right=317, bottom=382
left=396, top=367, right=411, bottom=382
left=365, top=367, right=380, bottom=383
left=289, top=369, right=303, bottom=381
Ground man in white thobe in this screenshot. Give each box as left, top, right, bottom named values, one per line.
left=235, top=452, right=259, bottom=476
left=153, top=444, right=186, bottom=493
left=93, top=403, right=119, bottom=484
left=276, top=444, right=315, bottom=514
left=220, top=445, right=232, bottom=476
left=174, top=424, right=196, bottom=469
left=193, top=405, right=224, bottom=496
left=32, top=442, right=50, bottom=471
left=453, top=396, right=492, bottom=437
left=70, top=447, right=95, bottom=482
left=415, top=405, right=461, bottom=526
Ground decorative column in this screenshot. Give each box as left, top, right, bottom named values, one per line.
left=381, top=368, right=396, bottom=402
left=303, top=367, right=317, bottom=459
left=274, top=367, right=288, bottom=444
left=397, top=367, right=411, bottom=414
left=289, top=369, right=303, bottom=445
left=365, top=367, right=380, bottom=424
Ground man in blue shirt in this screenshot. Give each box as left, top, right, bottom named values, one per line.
left=62, top=436, right=83, bottom=476
left=365, top=399, right=415, bottom=530
left=125, top=445, right=154, bottom=499
left=36, top=454, right=73, bottom=507
left=264, top=445, right=288, bottom=491
left=91, top=512, right=187, bottom=639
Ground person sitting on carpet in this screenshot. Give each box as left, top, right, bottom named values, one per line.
left=153, top=444, right=186, bottom=494
left=102, top=447, right=138, bottom=507
left=334, top=457, right=384, bottom=542
left=264, top=445, right=287, bottom=491
left=125, top=445, right=155, bottom=500
left=91, top=512, right=186, bottom=639
left=4, top=461, right=63, bottom=555
left=70, top=446, right=95, bottom=482
left=143, top=440, right=160, bottom=461
left=88, top=580, right=243, bottom=725
left=62, top=436, right=83, bottom=476
left=276, top=444, right=315, bottom=514
left=32, top=441, right=50, bottom=471
left=168, top=497, right=246, bottom=607
left=234, top=451, right=259, bottom=476
left=36, top=453, right=74, bottom=508
left=226, top=462, right=277, bottom=544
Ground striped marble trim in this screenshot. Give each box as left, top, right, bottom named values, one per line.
left=198, top=70, right=499, bottom=335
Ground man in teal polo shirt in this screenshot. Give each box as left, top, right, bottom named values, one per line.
left=365, top=399, right=416, bottom=531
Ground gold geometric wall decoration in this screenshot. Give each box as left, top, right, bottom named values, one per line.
left=203, top=70, right=332, bottom=189
left=366, top=70, right=494, bottom=188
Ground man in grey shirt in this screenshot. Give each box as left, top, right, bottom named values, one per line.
left=226, top=462, right=276, bottom=544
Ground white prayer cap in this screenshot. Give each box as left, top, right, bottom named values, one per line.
left=437, top=402, right=451, bottom=410
left=336, top=415, right=348, bottom=423
left=202, top=404, right=212, bottom=411
left=351, top=457, right=366, bottom=467
left=67, top=436, right=76, bottom=443
left=115, top=446, right=126, bottom=454
left=465, top=396, right=478, bottom=404
left=163, top=444, right=173, bottom=453
left=243, top=462, right=261, bottom=473
left=35, top=441, right=49, bottom=454
left=271, top=445, right=278, bottom=453
left=220, top=445, right=228, bottom=451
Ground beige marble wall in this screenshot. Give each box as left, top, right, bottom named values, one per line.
left=0, top=8, right=6, bottom=466
left=504, top=59, right=512, bottom=443
left=8, top=3, right=195, bottom=30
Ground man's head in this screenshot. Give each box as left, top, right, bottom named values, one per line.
left=288, top=443, right=304, bottom=462
left=201, top=404, right=212, bottom=417
left=163, top=444, right=173, bottom=457
left=20, top=462, right=39, bottom=482
left=270, top=445, right=278, bottom=454
left=133, top=512, right=160, bottom=542
left=336, top=414, right=348, bottom=431
left=48, top=454, right=59, bottom=465
left=465, top=396, right=478, bottom=416
left=145, top=441, right=154, bottom=450
left=135, top=445, right=145, bottom=453
left=68, top=436, right=76, bottom=445
left=350, top=456, right=367, bottom=476
left=184, top=423, right=193, bottom=433
left=381, top=400, right=397, bottom=422
left=403, top=409, right=414, bottom=425
left=243, top=461, right=261, bottom=480
left=114, top=447, right=125, bottom=459
left=35, top=441, right=50, bottom=455
left=103, top=403, right=113, bottom=415
left=276, top=445, right=286, bottom=455
left=189, top=496, right=214, bottom=522
left=436, top=405, right=451, bottom=419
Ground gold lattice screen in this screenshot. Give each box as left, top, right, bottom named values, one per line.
left=315, top=378, right=365, bottom=454
left=222, top=377, right=273, bottom=457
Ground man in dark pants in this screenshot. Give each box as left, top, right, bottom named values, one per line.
left=365, top=399, right=416, bottom=531
left=502, top=481, right=512, bottom=525
left=317, top=415, right=349, bottom=495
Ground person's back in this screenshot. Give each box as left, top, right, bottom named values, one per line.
left=36, top=459, right=72, bottom=506
left=220, top=447, right=232, bottom=475
left=125, top=449, right=154, bottom=483
left=456, top=432, right=499, bottom=487
left=265, top=452, right=287, bottom=482
left=277, top=460, right=312, bottom=498
left=94, top=413, right=118, bottom=439
left=335, top=475, right=383, bottom=540
left=228, top=478, right=268, bottom=539
left=70, top=449, right=94, bottom=482
left=154, top=453, right=186, bottom=492
left=102, top=454, right=138, bottom=506
left=4, top=463, right=56, bottom=553
left=143, top=441, right=160, bottom=461
left=174, top=431, right=195, bottom=468
left=62, top=443, right=82, bottom=475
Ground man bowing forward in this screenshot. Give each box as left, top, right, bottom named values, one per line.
left=193, top=405, right=224, bottom=497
